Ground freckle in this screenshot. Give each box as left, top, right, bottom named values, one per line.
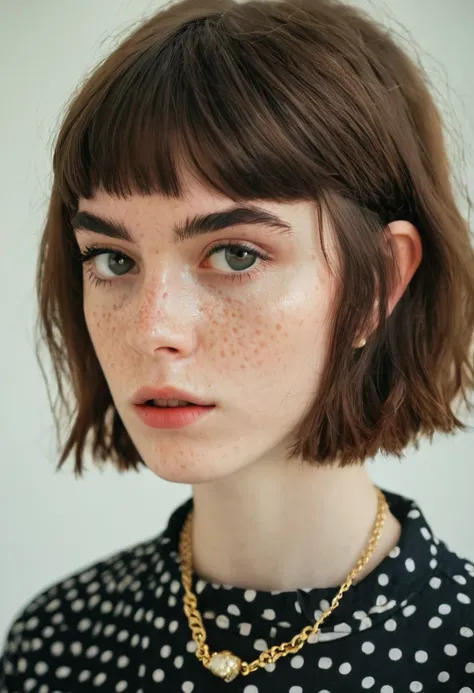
left=232, top=327, right=238, bottom=334
left=259, top=341, right=266, bottom=348
left=240, top=364, right=246, bottom=370
left=212, top=320, right=218, bottom=326
left=254, top=348, right=259, bottom=354
left=256, top=329, right=261, bottom=335
left=276, top=324, right=282, bottom=331
left=257, top=360, right=263, bottom=366
left=270, top=335, right=275, bottom=340
left=220, top=350, right=226, bottom=358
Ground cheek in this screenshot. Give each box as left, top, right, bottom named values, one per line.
left=83, top=290, right=125, bottom=362
left=204, top=285, right=330, bottom=374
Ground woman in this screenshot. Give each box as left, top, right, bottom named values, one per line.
left=1, top=0, right=474, bottom=690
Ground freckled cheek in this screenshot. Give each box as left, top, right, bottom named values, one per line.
left=83, top=293, right=124, bottom=359
left=203, top=297, right=291, bottom=371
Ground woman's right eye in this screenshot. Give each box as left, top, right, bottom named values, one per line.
left=78, top=246, right=136, bottom=279
left=93, top=251, right=136, bottom=278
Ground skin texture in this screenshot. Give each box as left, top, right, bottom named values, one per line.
left=76, top=170, right=422, bottom=590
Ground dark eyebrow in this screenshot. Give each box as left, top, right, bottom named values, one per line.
left=70, top=205, right=294, bottom=244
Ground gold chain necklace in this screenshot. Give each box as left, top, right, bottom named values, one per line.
left=179, top=486, right=388, bottom=683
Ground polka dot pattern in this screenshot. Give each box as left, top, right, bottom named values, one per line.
left=2, top=491, right=474, bottom=691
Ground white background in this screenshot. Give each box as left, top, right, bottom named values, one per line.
left=1, top=0, right=473, bottom=643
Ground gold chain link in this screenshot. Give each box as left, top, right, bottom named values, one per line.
left=179, top=487, right=388, bottom=680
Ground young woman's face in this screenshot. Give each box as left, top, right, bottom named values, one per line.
left=75, top=173, right=337, bottom=483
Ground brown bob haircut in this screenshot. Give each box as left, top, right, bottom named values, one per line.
left=37, top=0, right=474, bottom=475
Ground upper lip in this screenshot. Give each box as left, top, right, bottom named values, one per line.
left=132, top=386, right=215, bottom=406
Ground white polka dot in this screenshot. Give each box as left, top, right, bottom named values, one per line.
left=160, top=645, right=171, bottom=658
left=318, top=657, right=332, bottom=669
left=376, top=594, right=388, bottom=607
left=93, top=672, right=107, bottom=686
left=35, top=662, right=48, bottom=675
left=429, top=577, right=441, bottom=589
left=244, top=590, right=256, bottom=602
left=389, top=648, right=402, bottom=661
left=262, top=609, right=276, bottom=620
left=291, top=655, right=305, bottom=668
left=438, top=604, right=451, bottom=615
left=294, top=600, right=302, bottom=614
left=405, top=558, right=415, bottom=572
left=169, top=620, right=179, bottom=634
left=362, top=641, right=375, bottom=654
left=384, top=619, right=397, bottom=631
left=56, top=666, right=71, bottom=678
left=410, top=683, right=423, bottom=692
left=420, top=527, right=431, bottom=540
left=227, top=604, right=240, bottom=616
left=116, top=682, right=128, bottom=692
left=408, top=508, right=421, bottom=518
left=458, top=593, right=471, bottom=604
left=430, top=559, right=438, bottom=569
left=182, top=683, right=194, bottom=693
left=339, top=662, right=352, bottom=674
left=243, top=686, right=258, bottom=693
left=289, top=688, right=303, bottom=693
left=152, top=669, right=165, bottom=682
left=239, top=623, right=252, bottom=636
left=51, top=642, right=65, bottom=656
left=381, top=687, right=394, bottom=693
left=174, top=656, right=183, bottom=669
left=459, top=689, right=474, bottom=693
left=196, top=580, right=206, bottom=594
left=429, top=617, right=442, bottom=629
left=461, top=627, right=474, bottom=638
left=24, top=681, right=36, bottom=692
left=403, top=605, right=417, bottom=617
left=254, top=639, right=267, bottom=652
left=438, top=671, right=450, bottom=682
left=415, top=650, right=428, bottom=663
left=264, top=663, right=275, bottom=672
left=216, top=615, right=230, bottom=629
left=444, top=644, right=457, bottom=656
left=362, top=677, right=375, bottom=688
left=466, top=662, right=474, bottom=674
left=378, top=573, right=389, bottom=586
left=389, top=546, right=401, bottom=558
left=454, top=574, right=468, bottom=585
left=100, top=651, right=113, bottom=663
left=78, top=671, right=91, bottom=682
left=117, top=656, right=129, bottom=668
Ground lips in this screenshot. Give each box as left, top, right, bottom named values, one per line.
left=132, top=386, right=214, bottom=407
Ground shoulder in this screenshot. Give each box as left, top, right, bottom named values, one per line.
left=0, top=531, right=167, bottom=689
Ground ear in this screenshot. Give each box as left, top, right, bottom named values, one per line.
left=386, top=220, right=423, bottom=316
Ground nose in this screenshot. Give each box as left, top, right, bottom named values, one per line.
left=125, top=280, right=198, bottom=358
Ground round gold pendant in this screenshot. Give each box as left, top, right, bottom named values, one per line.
left=208, top=651, right=242, bottom=682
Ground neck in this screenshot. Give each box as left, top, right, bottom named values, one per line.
left=191, top=459, right=401, bottom=592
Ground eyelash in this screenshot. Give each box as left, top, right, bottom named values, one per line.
left=76, top=241, right=272, bottom=288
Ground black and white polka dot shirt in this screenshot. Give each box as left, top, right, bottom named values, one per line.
left=2, top=489, right=474, bottom=692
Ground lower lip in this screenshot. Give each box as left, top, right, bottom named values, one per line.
left=134, top=404, right=216, bottom=429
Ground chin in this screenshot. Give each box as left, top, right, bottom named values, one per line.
left=142, top=458, right=239, bottom=485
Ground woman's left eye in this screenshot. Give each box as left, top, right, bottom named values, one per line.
left=204, top=242, right=270, bottom=274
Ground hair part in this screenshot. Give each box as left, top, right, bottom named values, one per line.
left=37, top=0, right=474, bottom=474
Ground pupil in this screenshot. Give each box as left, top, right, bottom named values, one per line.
left=226, top=248, right=255, bottom=272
